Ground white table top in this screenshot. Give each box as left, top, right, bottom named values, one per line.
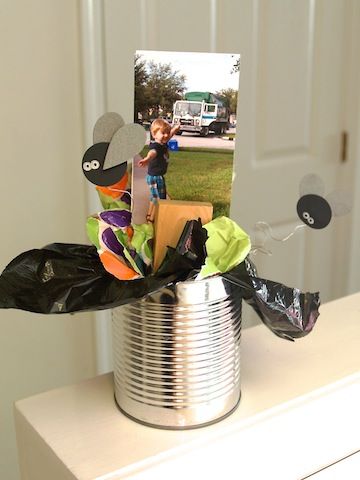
left=15, top=293, right=360, bottom=480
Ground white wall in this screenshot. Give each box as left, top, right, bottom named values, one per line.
left=0, top=2, right=96, bottom=479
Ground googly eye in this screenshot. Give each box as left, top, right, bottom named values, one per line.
left=91, top=160, right=100, bottom=170
left=302, top=211, right=315, bottom=225
left=83, top=161, right=91, bottom=171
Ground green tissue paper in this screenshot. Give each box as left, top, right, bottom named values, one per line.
left=199, top=216, right=251, bottom=279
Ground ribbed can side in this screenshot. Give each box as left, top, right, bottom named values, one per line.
left=112, top=276, right=242, bottom=429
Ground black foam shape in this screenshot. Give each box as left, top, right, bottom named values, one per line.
left=296, top=194, right=332, bottom=229
left=82, top=142, right=127, bottom=187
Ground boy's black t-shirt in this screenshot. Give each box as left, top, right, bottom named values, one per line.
left=148, top=142, right=169, bottom=176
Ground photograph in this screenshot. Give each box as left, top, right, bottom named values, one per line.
left=132, top=50, right=240, bottom=224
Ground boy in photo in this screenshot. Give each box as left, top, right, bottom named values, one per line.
left=138, top=118, right=180, bottom=222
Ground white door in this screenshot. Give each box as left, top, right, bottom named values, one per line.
left=228, top=0, right=353, bottom=301
left=83, top=0, right=359, bottom=360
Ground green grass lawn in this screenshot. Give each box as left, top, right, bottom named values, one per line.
left=141, top=147, right=234, bottom=217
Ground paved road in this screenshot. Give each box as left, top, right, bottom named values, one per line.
left=146, top=128, right=236, bottom=150
left=132, top=154, right=149, bottom=225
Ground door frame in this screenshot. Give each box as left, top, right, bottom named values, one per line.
left=346, top=0, right=360, bottom=294
left=80, top=0, right=112, bottom=374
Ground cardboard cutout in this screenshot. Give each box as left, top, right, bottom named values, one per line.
left=82, top=113, right=146, bottom=187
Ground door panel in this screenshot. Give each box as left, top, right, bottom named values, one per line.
left=146, top=0, right=213, bottom=51
left=218, top=0, right=348, bottom=312
left=257, top=0, right=314, bottom=156
left=103, top=0, right=144, bottom=121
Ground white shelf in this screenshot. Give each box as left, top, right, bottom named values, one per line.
left=14, top=293, right=360, bottom=479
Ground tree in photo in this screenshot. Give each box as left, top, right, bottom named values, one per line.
left=145, top=62, right=186, bottom=118
left=231, top=55, right=240, bottom=74
left=144, top=62, right=186, bottom=119
left=216, top=88, right=238, bottom=115
left=134, top=54, right=149, bottom=122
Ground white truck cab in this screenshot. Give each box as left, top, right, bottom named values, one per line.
left=173, top=92, right=229, bottom=136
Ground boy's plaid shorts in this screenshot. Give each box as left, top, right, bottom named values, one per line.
left=146, top=175, right=167, bottom=203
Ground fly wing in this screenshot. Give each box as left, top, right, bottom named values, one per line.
left=299, top=174, right=325, bottom=197
left=103, top=123, right=146, bottom=170
left=326, top=190, right=353, bottom=217
left=93, top=112, right=125, bottom=144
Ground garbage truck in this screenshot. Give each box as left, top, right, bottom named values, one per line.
left=172, top=91, right=229, bottom=136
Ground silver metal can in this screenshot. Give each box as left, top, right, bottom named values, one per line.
left=112, top=275, right=242, bottom=429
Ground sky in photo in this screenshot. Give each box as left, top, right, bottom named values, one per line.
left=137, top=50, right=240, bottom=93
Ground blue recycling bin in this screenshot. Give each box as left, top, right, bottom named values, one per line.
left=168, top=139, right=179, bottom=151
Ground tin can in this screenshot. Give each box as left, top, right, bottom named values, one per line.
left=112, top=275, right=242, bottom=429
